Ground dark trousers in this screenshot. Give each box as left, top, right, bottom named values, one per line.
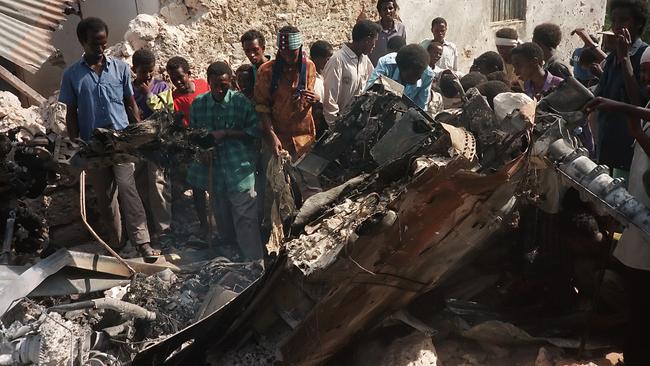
left=213, top=188, right=263, bottom=261
left=623, top=266, right=650, bottom=366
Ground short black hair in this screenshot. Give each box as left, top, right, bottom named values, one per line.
left=460, top=72, right=488, bottom=91
left=279, top=25, right=300, bottom=34
left=610, top=0, right=648, bottom=34
left=388, top=36, right=407, bottom=52
left=439, top=73, right=459, bottom=98
left=473, top=51, right=505, bottom=73
left=533, top=23, right=562, bottom=49
left=431, top=17, right=447, bottom=27
left=207, top=61, right=232, bottom=79
left=396, top=44, right=429, bottom=73
left=511, top=42, right=545, bottom=62
left=76, top=17, right=108, bottom=43
left=495, top=27, right=518, bottom=40
left=377, top=0, right=398, bottom=11
left=427, top=41, right=444, bottom=52
left=240, top=29, right=266, bottom=48
left=310, top=40, right=333, bottom=59
left=132, top=49, right=156, bottom=68
left=166, top=56, right=191, bottom=73
left=487, top=71, right=508, bottom=83
left=578, top=47, right=598, bottom=65
left=475, top=81, right=511, bottom=109
left=353, top=20, right=382, bottom=42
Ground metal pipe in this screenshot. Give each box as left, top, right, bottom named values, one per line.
left=49, top=298, right=156, bottom=321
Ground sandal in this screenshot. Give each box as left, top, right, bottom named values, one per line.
left=137, top=243, right=161, bottom=261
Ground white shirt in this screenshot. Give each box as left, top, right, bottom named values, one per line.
left=615, top=115, right=650, bottom=270
left=314, top=73, right=324, bottom=101
left=322, top=44, right=374, bottom=125
left=420, top=39, right=458, bottom=72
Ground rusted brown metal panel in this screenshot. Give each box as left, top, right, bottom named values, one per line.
left=0, top=0, right=71, bottom=73
left=278, top=156, right=525, bottom=365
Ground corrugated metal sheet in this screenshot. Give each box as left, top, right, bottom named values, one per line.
left=0, top=0, right=71, bottom=73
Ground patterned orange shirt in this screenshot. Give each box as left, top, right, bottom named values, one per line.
left=254, top=59, right=316, bottom=157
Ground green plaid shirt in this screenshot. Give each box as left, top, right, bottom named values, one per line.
left=186, top=90, right=259, bottom=193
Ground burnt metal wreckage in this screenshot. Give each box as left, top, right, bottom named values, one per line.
left=1, top=75, right=649, bottom=365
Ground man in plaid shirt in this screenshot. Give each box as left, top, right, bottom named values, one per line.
left=187, top=61, right=263, bottom=261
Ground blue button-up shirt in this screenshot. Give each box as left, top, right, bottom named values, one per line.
left=59, top=56, right=134, bottom=140
left=365, top=52, right=434, bottom=110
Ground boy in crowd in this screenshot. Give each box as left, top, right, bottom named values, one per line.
left=470, top=51, right=505, bottom=76
left=367, top=44, right=434, bottom=110
left=511, top=42, right=564, bottom=100
left=165, top=56, right=212, bottom=233
left=495, top=27, right=520, bottom=84
left=571, top=33, right=600, bottom=86
left=131, top=49, right=172, bottom=242
left=322, top=20, right=380, bottom=125
left=190, top=62, right=263, bottom=261
left=387, top=36, right=406, bottom=53
left=420, top=18, right=458, bottom=72
left=584, top=46, right=650, bottom=366
left=310, top=40, right=334, bottom=102
left=369, top=0, right=406, bottom=65
left=236, top=64, right=255, bottom=100
left=533, top=23, right=572, bottom=80
left=241, top=29, right=271, bottom=80
left=59, top=18, right=158, bottom=258
left=594, top=0, right=649, bottom=179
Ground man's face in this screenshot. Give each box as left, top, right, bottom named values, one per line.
left=167, top=66, right=191, bottom=93
left=133, top=63, right=155, bottom=84
left=379, top=2, right=396, bottom=21
left=640, top=63, right=650, bottom=92
left=511, top=54, right=538, bottom=81
left=209, top=74, right=232, bottom=102
left=313, top=52, right=333, bottom=74
left=81, top=30, right=108, bottom=58
left=432, top=22, right=447, bottom=42
left=360, top=35, right=379, bottom=55
left=399, top=67, right=424, bottom=85
left=428, top=45, right=444, bottom=67
left=236, top=70, right=253, bottom=92
left=242, top=39, right=265, bottom=66
left=611, top=7, right=640, bottom=40
left=279, top=48, right=301, bottom=65
left=497, top=45, right=515, bottom=63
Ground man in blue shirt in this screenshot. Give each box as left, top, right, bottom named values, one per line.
left=366, top=44, right=434, bottom=110
left=59, top=17, right=158, bottom=258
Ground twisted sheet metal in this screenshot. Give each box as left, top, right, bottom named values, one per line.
left=0, top=0, right=71, bottom=73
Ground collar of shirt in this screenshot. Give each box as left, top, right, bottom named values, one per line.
left=629, top=37, right=644, bottom=56
left=342, top=44, right=361, bottom=62
left=206, top=89, right=233, bottom=107
left=80, top=54, right=112, bottom=68
left=378, top=20, right=398, bottom=34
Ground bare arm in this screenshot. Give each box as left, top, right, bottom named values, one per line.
left=616, top=29, right=643, bottom=106
left=125, top=95, right=141, bottom=123
left=571, top=28, right=607, bottom=62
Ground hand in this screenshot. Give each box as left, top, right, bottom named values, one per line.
left=357, top=4, right=367, bottom=22
left=571, top=28, right=595, bottom=47
left=626, top=115, right=644, bottom=138
left=615, top=27, right=632, bottom=60
left=301, top=90, right=320, bottom=105
left=134, top=78, right=152, bottom=96
left=211, top=130, right=226, bottom=142
left=268, top=132, right=283, bottom=156
left=584, top=97, right=628, bottom=114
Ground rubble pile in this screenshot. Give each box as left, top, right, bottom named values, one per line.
left=108, top=0, right=375, bottom=73
left=0, top=91, right=67, bottom=138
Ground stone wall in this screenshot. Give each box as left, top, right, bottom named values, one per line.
left=401, top=0, right=607, bottom=72
left=109, top=0, right=376, bottom=76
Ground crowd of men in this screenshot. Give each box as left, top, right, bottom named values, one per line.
left=58, top=0, right=650, bottom=363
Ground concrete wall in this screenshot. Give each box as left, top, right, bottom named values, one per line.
left=401, top=0, right=607, bottom=72
left=22, top=0, right=160, bottom=98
